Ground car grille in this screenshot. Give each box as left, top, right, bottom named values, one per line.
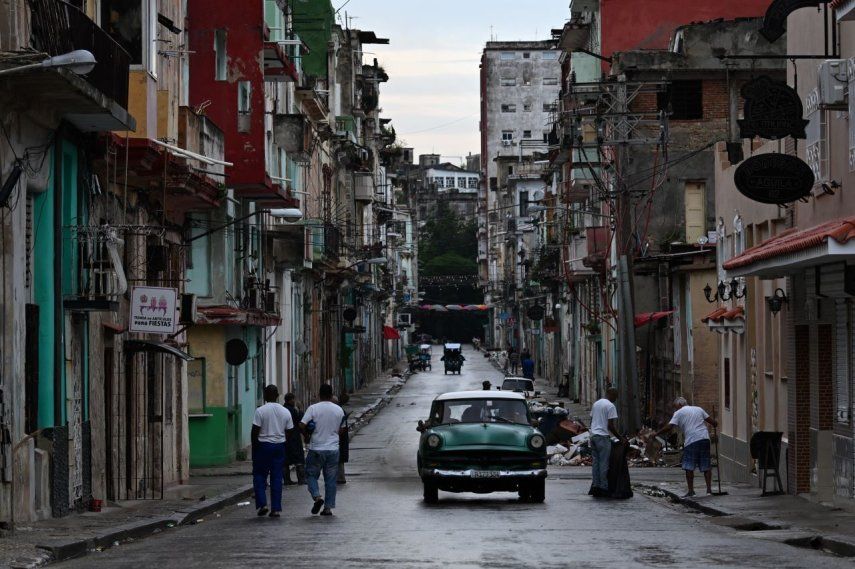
left=433, top=450, right=542, bottom=465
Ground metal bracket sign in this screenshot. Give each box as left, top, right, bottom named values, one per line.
left=734, top=154, right=815, bottom=204
left=739, top=76, right=809, bottom=139
left=130, top=286, right=178, bottom=334
left=760, top=0, right=828, bottom=42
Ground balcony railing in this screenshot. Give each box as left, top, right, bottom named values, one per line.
left=29, top=0, right=131, bottom=107
left=64, top=226, right=125, bottom=312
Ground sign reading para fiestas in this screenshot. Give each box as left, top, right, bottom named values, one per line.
left=130, top=286, right=178, bottom=334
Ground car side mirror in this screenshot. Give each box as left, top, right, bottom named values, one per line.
left=417, top=420, right=426, bottom=433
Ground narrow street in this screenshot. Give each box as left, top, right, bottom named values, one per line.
left=57, top=347, right=850, bottom=569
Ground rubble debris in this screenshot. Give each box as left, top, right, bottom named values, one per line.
left=546, top=444, right=569, bottom=456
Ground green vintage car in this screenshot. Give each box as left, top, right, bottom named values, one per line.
left=416, top=390, right=547, bottom=503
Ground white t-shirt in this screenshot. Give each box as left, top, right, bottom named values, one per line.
left=253, top=403, right=294, bottom=444
left=669, top=405, right=710, bottom=446
left=302, top=401, right=345, bottom=452
left=590, top=398, right=618, bottom=437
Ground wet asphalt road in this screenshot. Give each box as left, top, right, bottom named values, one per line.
left=60, top=346, right=853, bottom=568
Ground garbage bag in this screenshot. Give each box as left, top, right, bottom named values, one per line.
left=607, top=440, right=633, bottom=499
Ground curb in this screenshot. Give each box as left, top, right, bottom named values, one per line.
left=38, top=484, right=253, bottom=565
left=348, top=371, right=411, bottom=437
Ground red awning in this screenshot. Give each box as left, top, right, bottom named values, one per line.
left=634, top=310, right=674, bottom=328
left=723, top=217, right=855, bottom=272
left=383, top=326, right=401, bottom=340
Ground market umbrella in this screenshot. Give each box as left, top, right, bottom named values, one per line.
left=446, top=304, right=463, bottom=311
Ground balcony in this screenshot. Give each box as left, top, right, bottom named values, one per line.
left=64, top=227, right=126, bottom=312
left=323, top=224, right=342, bottom=261
left=354, top=174, right=374, bottom=202
left=295, top=77, right=330, bottom=122
left=273, top=114, right=311, bottom=164
left=263, top=39, right=299, bottom=83
left=21, top=0, right=134, bottom=131
left=174, top=106, right=225, bottom=209
left=583, top=226, right=610, bottom=271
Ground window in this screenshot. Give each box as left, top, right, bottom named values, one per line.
left=101, top=0, right=158, bottom=75
left=542, top=51, right=558, bottom=60
left=658, top=80, right=703, bottom=120
left=501, top=103, right=517, bottom=113
left=446, top=177, right=455, bottom=187
left=724, top=357, right=731, bottom=409
left=519, top=191, right=530, bottom=217
left=435, top=177, right=444, bottom=188
left=501, top=77, right=517, bottom=87
left=214, top=29, right=227, bottom=81
left=501, top=130, right=514, bottom=142
left=543, top=77, right=559, bottom=86
left=468, top=177, right=478, bottom=189
left=186, top=214, right=212, bottom=297
left=188, top=358, right=207, bottom=414
left=523, top=130, right=532, bottom=138
left=543, top=102, right=558, bottom=112
left=523, top=103, right=532, bottom=112
left=238, top=81, right=252, bottom=113
left=508, top=165, right=514, bottom=175
left=523, top=52, right=531, bottom=59
left=500, top=52, right=515, bottom=60
left=542, top=131, right=550, bottom=143
left=684, top=181, right=706, bottom=244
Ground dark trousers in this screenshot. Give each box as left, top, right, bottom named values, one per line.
left=253, top=442, right=286, bottom=511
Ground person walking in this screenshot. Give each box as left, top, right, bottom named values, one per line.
left=251, top=384, right=293, bottom=517
left=521, top=353, right=535, bottom=380
left=300, top=384, right=346, bottom=516
left=588, top=387, right=622, bottom=498
left=651, top=397, right=717, bottom=497
left=282, top=393, right=305, bottom=485
left=508, top=348, right=520, bottom=375
left=333, top=393, right=351, bottom=485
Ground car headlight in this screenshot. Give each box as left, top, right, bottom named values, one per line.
left=426, top=434, right=442, bottom=449
left=529, top=434, right=545, bottom=450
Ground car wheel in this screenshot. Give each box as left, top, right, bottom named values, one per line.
left=517, top=486, right=530, bottom=501
left=423, top=481, right=439, bottom=504
left=527, top=479, right=545, bottom=503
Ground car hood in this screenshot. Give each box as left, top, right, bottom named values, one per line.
left=429, top=423, right=536, bottom=448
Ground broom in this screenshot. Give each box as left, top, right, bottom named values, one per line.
left=711, top=405, right=728, bottom=496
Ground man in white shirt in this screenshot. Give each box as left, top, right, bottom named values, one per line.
left=652, top=397, right=718, bottom=497
left=300, top=384, right=346, bottom=516
left=251, top=384, right=294, bottom=517
left=589, top=387, right=622, bottom=497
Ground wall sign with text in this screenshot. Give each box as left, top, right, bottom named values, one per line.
left=130, top=286, right=178, bottom=334
left=734, top=154, right=815, bottom=205
left=739, top=76, right=808, bottom=140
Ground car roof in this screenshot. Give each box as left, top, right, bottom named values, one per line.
left=435, top=390, right=525, bottom=401
left=502, top=377, right=533, bottom=382
left=444, top=343, right=461, bottom=349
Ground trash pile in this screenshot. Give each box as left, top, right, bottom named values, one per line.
left=534, top=403, right=680, bottom=468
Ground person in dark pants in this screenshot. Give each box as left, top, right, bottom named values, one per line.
left=521, top=354, right=535, bottom=380
left=301, top=384, right=346, bottom=516
left=283, top=393, right=305, bottom=485
left=251, top=385, right=293, bottom=517
left=335, top=393, right=351, bottom=484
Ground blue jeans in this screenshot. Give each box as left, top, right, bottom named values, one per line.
left=306, top=449, right=340, bottom=509
left=253, top=442, right=286, bottom=511
left=591, top=435, right=612, bottom=491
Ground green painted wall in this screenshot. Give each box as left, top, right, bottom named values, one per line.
left=292, top=0, right=334, bottom=79
left=32, top=151, right=56, bottom=428
left=189, top=407, right=241, bottom=466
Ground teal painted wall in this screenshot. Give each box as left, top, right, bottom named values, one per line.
left=32, top=151, right=56, bottom=428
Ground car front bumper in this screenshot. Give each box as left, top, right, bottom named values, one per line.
left=422, top=468, right=547, bottom=479
left=421, top=468, right=546, bottom=493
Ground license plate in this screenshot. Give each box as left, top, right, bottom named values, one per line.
left=471, top=471, right=500, bottom=479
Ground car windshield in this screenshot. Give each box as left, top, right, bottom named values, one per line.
left=502, top=379, right=534, bottom=392
left=431, top=398, right=529, bottom=425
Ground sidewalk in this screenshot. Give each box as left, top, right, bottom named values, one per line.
left=0, top=366, right=410, bottom=568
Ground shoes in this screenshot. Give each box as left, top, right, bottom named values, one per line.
left=320, top=508, right=333, bottom=516
left=337, top=479, right=347, bottom=485
left=311, top=497, right=325, bottom=515
left=284, top=479, right=296, bottom=486
left=269, top=511, right=281, bottom=518
left=257, top=507, right=269, bottom=516
left=683, top=490, right=696, bottom=498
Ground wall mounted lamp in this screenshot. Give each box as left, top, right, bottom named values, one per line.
left=767, top=288, right=788, bottom=316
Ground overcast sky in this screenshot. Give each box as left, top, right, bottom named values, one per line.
left=337, top=0, right=569, bottom=164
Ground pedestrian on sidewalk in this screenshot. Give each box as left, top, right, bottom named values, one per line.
left=334, top=393, right=351, bottom=485
left=508, top=348, right=520, bottom=375
left=301, top=384, right=346, bottom=516
left=651, top=397, right=717, bottom=497
left=252, top=384, right=293, bottom=518
left=283, top=393, right=305, bottom=485
left=521, top=353, right=535, bottom=380
left=588, top=387, right=622, bottom=498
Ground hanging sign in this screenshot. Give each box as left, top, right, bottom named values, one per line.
left=527, top=305, right=546, bottom=321
left=130, top=286, right=178, bottom=334
left=734, top=154, right=815, bottom=204
left=760, top=0, right=828, bottom=42
left=739, top=76, right=808, bottom=140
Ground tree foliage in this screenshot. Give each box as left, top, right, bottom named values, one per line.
left=419, top=203, right=478, bottom=276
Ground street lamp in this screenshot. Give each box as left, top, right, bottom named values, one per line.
left=0, top=50, right=97, bottom=77
left=268, top=208, right=303, bottom=223
left=184, top=207, right=304, bottom=243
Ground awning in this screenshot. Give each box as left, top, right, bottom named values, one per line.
left=383, top=326, right=401, bottom=340
left=702, top=306, right=745, bottom=335
left=634, top=310, right=674, bottom=327
left=724, top=217, right=855, bottom=278
left=124, top=340, right=194, bottom=361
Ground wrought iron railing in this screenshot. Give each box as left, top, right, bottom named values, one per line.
left=28, top=0, right=131, bottom=107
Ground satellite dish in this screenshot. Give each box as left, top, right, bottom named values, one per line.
left=343, top=307, right=357, bottom=322
left=225, top=339, right=249, bottom=366
left=532, top=189, right=545, bottom=202
left=527, top=305, right=546, bottom=321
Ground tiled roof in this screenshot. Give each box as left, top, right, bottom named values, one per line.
left=723, top=217, right=855, bottom=270
left=702, top=306, right=744, bottom=323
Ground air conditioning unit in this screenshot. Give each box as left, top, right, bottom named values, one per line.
left=819, top=59, right=847, bottom=107
left=397, top=313, right=412, bottom=326
left=502, top=140, right=512, bottom=147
